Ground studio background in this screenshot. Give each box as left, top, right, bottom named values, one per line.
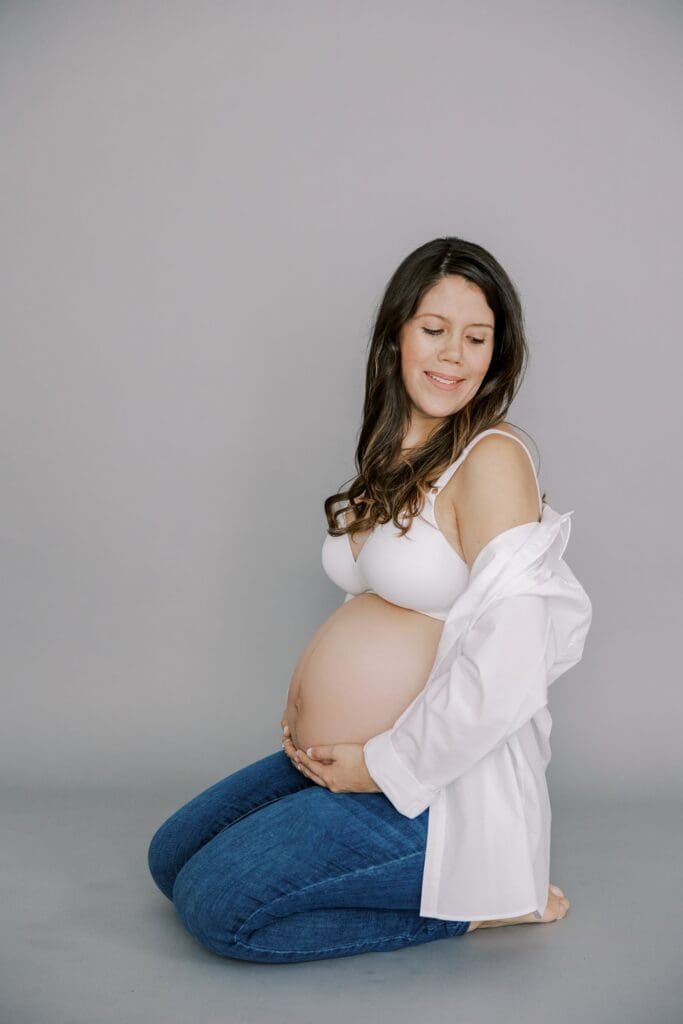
left=2, top=3, right=680, bottom=1023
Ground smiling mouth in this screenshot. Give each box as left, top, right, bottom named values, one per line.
left=424, top=371, right=464, bottom=389
left=426, top=372, right=463, bottom=382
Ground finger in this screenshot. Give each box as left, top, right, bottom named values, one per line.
left=301, top=748, right=334, bottom=766
left=285, top=742, right=314, bottom=780
left=283, top=737, right=301, bottom=768
left=283, top=735, right=299, bottom=762
left=294, top=749, right=327, bottom=781
left=305, top=745, right=334, bottom=762
left=297, top=762, right=327, bottom=787
left=296, top=749, right=331, bottom=781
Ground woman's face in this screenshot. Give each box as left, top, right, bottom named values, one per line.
left=399, top=274, right=495, bottom=443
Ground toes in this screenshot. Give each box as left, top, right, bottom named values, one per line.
left=547, top=884, right=571, bottom=922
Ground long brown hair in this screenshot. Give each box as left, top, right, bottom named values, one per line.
left=324, top=236, right=545, bottom=540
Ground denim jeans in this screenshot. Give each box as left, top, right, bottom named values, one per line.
left=147, top=749, right=470, bottom=963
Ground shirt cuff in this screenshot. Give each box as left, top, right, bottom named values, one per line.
left=363, top=730, right=438, bottom=818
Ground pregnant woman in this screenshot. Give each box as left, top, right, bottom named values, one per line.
left=147, top=236, right=592, bottom=964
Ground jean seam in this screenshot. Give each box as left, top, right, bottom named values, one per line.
left=233, top=850, right=466, bottom=954
left=209, top=757, right=311, bottom=838
left=211, top=792, right=293, bottom=840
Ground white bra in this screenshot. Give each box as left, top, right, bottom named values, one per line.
left=321, top=428, right=544, bottom=622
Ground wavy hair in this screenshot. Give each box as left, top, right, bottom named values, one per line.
left=324, top=236, right=546, bottom=540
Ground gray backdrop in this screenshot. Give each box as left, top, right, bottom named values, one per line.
left=2, top=3, right=681, bottom=1023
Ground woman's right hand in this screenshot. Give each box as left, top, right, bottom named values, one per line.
left=280, top=714, right=303, bottom=771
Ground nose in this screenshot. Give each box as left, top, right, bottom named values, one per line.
left=437, top=334, right=465, bottom=364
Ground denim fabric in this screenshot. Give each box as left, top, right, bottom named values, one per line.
left=147, top=749, right=470, bottom=963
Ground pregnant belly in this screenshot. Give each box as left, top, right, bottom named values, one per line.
left=286, top=593, right=444, bottom=753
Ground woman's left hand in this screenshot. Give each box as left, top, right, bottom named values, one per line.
left=293, top=742, right=383, bottom=794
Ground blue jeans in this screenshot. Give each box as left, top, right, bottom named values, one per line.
left=147, top=749, right=470, bottom=963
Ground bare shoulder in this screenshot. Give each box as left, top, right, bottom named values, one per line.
left=466, top=420, right=533, bottom=461
left=452, top=422, right=541, bottom=568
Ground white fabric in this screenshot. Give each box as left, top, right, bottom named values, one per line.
left=362, top=503, right=593, bottom=922
left=322, top=427, right=543, bottom=623
left=322, top=508, right=470, bottom=620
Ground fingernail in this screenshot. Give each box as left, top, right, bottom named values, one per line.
left=306, top=748, right=313, bottom=757
left=283, top=725, right=290, bottom=735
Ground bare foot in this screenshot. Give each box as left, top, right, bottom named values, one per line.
left=466, top=884, right=570, bottom=933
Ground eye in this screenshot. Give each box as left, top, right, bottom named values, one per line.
left=421, top=327, right=486, bottom=343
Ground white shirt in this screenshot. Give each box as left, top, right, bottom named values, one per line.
left=362, top=502, right=593, bottom=923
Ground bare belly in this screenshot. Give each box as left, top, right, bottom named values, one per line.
left=285, top=593, right=444, bottom=753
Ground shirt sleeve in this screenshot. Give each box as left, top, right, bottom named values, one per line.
left=362, top=591, right=552, bottom=818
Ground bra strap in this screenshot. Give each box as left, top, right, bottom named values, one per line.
left=431, top=428, right=543, bottom=518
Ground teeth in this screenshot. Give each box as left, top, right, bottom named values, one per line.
left=427, top=372, right=461, bottom=384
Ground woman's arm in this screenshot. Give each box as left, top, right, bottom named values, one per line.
left=362, top=587, right=551, bottom=815
left=454, top=432, right=543, bottom=565
left=363, top=434, right=551, bottom=816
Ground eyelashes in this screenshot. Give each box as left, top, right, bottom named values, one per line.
left=421, top=328, right=486, bottom=343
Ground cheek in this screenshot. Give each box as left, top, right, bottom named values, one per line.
left=401, top=334, right=430, bottom=372
left=473, top=346, right=494, bottom=377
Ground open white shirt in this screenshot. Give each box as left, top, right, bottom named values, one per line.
left=362, top=503, right=593, bottom=923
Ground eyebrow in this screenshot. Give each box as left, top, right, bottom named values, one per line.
left=415, top=313, right=494, bottom=328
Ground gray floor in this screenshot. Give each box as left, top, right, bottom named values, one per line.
left=2, top=786, right=680, bottom=1024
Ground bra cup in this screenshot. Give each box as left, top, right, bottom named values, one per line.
left=321, top=530, right=365, bottom=596
left=360, top=514, right=469, bottom=617
left=321, top=427, right=541, bottom=618
left=321, top=511, right=469, bottom=619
